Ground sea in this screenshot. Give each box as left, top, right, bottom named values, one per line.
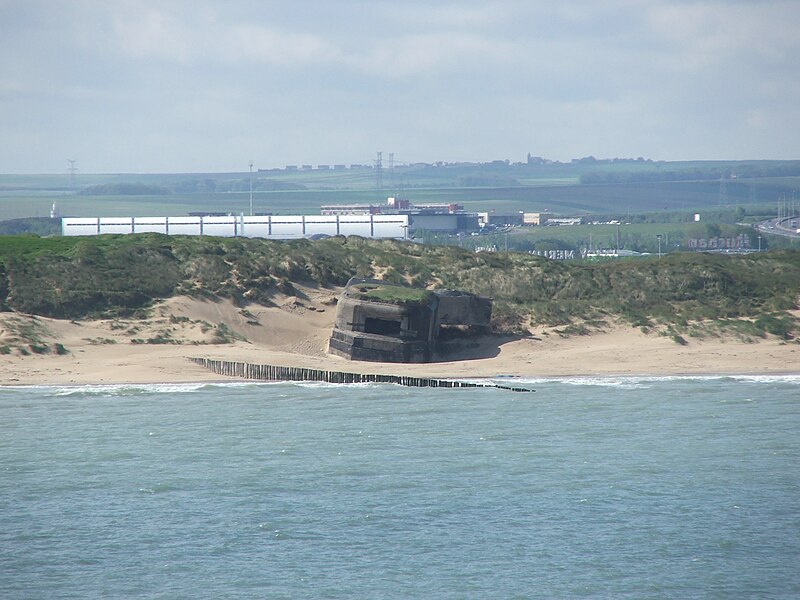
left=1, top=376, right=799, bottom=599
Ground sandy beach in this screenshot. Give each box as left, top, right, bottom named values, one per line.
left=2, top=286, right=798, bottom=386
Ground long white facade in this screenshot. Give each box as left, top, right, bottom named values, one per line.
left=62, top=214, right=409, bottom=240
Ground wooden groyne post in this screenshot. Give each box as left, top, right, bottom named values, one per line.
left=187, top=357, right=534, bottom=393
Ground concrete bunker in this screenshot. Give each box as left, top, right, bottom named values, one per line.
left=328, top=278, right=492, bottom=363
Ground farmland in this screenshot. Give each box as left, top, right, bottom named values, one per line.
left=2, top=159, right=799, bottom=220
left=2, top=159, right=799, bottom=254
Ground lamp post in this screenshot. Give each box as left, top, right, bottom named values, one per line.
left=758, top=234, right=762, bottom=252
left=657, top=234, right=662, bottom=257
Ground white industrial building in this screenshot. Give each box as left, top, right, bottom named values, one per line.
left=62, top=214, right=409, bottom=240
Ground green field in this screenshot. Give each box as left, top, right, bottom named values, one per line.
left=2, top=160, right=799, bottom=221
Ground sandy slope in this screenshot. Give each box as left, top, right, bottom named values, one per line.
left=1, top=286, right=798, bottom=385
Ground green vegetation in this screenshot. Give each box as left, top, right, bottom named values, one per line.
left=351, top=282, right=435, bottom=305
left=0, top=234, right=181, bottom=318
left=80, top=183, right=170, bottom=196
left=0, top=234, right=798, bottom=341
left=212, top=323, right=247, bottom=344
left=0, top=217, right=61, bottom=237
left=84, top=337, right=118, bottom=345
left=0, top=314, right=69, bottom=355
left=131, top=330, right=178, bottom=345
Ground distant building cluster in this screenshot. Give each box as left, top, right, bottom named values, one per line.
left=317, top=197, right=578, bottom=235
left=321, top=197, right=464, bottom=216
left=253, top=154, right=655, bottom=172
left=268, top=164, right=368, bottom=172
left=321, top=197, right=479, bottom=235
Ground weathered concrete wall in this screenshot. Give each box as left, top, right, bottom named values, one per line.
left=334, top=295, right=438, bottom=340
left=329, top=287, right=439, bottom=363
left=329, top=330, right=433, bottom=362
left=328, top=279, right=492, bottom=363
left=435, top=290, right=492, bottom=327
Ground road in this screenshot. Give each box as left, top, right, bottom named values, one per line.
left=755, top=216, right=800, bottom=239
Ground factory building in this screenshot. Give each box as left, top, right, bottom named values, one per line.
left=477, top=211, right=525, bottom=227
left=321, top=197, right=479, bottom=235
left=61, top=214, right=409, bottom=240
left=409, top=212, right=479, bottom=234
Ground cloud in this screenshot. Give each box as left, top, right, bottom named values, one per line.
left=222, top=24, right=338, bottom=66
left=1, top=0, right=799, bottom=172
left=644, top=1, right=800, bottom=70
left=378, top=3, right=512, bottom=29
left=107, top=3, right=515, bottom=77
left=112, top=8, right=339, bottom=68
left=112, top=6, right=196, bottom=63
left=343, top=31, right=516, bottom=78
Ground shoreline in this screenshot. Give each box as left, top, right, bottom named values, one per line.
left=3, top=340, right=798, bottom=387
left=4, top=371, right=800, bottom=389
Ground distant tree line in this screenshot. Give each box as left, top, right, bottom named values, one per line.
left=457, top=176, right=520, bottom=187
left=0, top=217, right=60, bottom=236
left=80, top=183, right=170, bottom=196
left=175, top=179, right=306, bottom=193
left=79, top=179, right=308, bottom=196
left=581, top=162, right=800, bottom=185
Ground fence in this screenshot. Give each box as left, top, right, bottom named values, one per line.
left=188, top=357, right=533, bottom=393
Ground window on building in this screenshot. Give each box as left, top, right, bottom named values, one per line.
left=364, top=317, right=402, bottom=336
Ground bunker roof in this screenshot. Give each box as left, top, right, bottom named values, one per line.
left=342, top=279, right=436, bottom=306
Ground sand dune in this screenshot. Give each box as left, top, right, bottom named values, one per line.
left=1, top=286, right=798, bottom=385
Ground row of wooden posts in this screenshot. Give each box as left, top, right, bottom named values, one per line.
left=188, top=357, right=533, bottom=393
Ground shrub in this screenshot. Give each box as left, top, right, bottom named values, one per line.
left=754, top=314, right=795, bottom=340
left=1, top=235, right=799, bottom=336
left=212, top=323, right=246, bottom=344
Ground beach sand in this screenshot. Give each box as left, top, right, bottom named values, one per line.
left=2, top=286, right=798, bottom=385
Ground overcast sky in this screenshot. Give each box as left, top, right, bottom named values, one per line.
left=1, top=0, right=799, bottom=174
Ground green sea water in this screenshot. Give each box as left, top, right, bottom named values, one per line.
left=1, top=376, right=798, bottom=598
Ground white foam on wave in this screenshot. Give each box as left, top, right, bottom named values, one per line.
left=6, top=374, right=797, bottom=397
left=3, top=379, right=389, bottom=397
left=497, top=376, right=653, bottom=389
left=294, top=381, right=378, bottom=389
left=5, top=381, right=275, bottom=397
left=720, top=374, right=800, bottom=385
left=492, top=374, right=800, bottom=388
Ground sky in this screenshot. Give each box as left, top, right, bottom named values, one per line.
left=1, top=0, right=799, bottom=174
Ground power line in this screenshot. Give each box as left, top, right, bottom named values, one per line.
left=375, top=151, right=383, bottom=200
left=249, top=160, right=254, bottom=216
left=67, top=159, right=77, bottom=192
left=388, top=152, right=395, bottom=194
